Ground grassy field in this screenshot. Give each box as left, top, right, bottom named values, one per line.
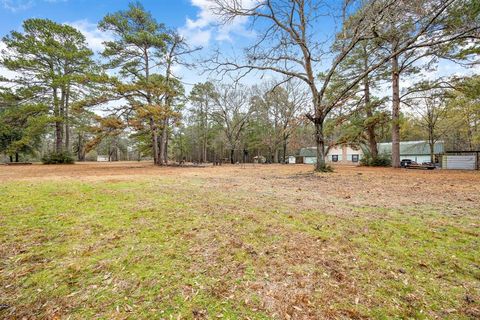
left=0, top=163, right=479, bottom=319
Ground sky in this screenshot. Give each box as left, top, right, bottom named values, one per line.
left=0, top=0, right=478, bottom=97
left=0, top=1, right=195, bottom=33
left=0, top=0, right=262, bottom=89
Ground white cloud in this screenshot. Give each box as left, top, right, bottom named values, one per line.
left=179, top=0, right=256, bottom=47
left=1, top=0, right=65, bottom=12
left=1, top=0, right=33, bottom=11
left=182, top=26, right=211, bottom=47
left=66, top=20, right=113, bottom=53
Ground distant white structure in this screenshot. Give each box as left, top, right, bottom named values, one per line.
left=326, top=145, right=363, bottom=164
left=295, top=145, right=363, bottom=165
left=377, top=140, right=444, bottom=163
left=253, top=155, right=267, bottom=163
left=97, top=155, right=109, bottom=162
left=442, top=155, right=477, bottom=170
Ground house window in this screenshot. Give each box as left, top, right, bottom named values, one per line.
left=332, top=155, right=338, bottom=162
left=352, top=154, right=359, bottom=162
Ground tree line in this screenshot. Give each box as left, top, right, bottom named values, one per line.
left=0, top=1, right=479, bottom=169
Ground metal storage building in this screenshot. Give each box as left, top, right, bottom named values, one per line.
left=377, top=141, right=444, bottom=163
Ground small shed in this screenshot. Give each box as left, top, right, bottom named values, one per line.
left=287, top=156, right=296, bottom=164
left=442, top=155, right=477, bottom=170
left=97, top=155, right=109, bottom=162
left=298, top=147, right=317, bottom=164
left=377, top=141, right=444, bottom=163
left=443, top=151, right=479, bottom=170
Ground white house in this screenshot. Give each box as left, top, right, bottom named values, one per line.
left=295, top=145, right=363, bottom=165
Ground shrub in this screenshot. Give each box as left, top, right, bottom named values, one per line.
left=360, top=153, right=391, bottom=167
left=42, top=151, right=75, bottom=164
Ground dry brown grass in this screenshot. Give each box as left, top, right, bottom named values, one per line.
left=0, top=162, right=479, bottom=319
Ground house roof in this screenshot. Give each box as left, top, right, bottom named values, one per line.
left=298, top=141, right=444, bottom=157
left=377, top=141, right=444, bottom=155
left=299, top=147, right=317, bottom=157
left=298, top=145, right=362, bottom=157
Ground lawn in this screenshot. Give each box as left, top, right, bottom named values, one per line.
left=0, top=163, right=479, bottom=319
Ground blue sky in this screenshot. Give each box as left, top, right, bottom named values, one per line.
left=1, top=0, right=477, bottom=94
left=0, top=0, right=262, bottom=50
left=0, top=0, right=262, bottom=87
left=0, top=1, right=195, bottom=33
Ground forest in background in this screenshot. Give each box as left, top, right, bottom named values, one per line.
left=0, top=1, right=479, bottom=169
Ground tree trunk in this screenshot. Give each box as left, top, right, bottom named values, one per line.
left=158, top=119, right=168, bottom=165
left=314, top=120, right=327, bottom=171
left=283, top=138, right=287, bottom=164
left=363, top=51, right=378, bottom=159
left=164, top=129, right=169, bottom=163
left=391, top=55, right=401, bottom=168
left=15, top=153, right=19, bottom=162
left=230, top=149, right=235, bottom=164
left=53, top=87, right=63, bottom=153
left=273, top=148, right=279, bottom=163
left=161, top=47, right=174, bottom=166
left=150, top=117, right=159, bottom=165
left=203, top=136, right=207, bottom=163
left=429, top=127, right=435, bottom=163
left=429, top=142, right=435, bottom=163
left=9, top=155, right=13, bottom=163
left=55, top=123, right=63, bottom=153
left=77, top=133, right=83, bottom=161
left=64, top=86, right=70, bottom=152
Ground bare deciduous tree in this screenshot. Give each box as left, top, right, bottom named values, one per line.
left=373, top=0, right=479, bottom=167
left=404, top=85, right=452, bottom=162
left=206, top=0, right=476, bottom=171
left=189, top=81, right=218, bottom=162
left=211, top=83, right=253, bottom=164
left=159, top=32, right=201, bottom=165
left=252, top=79, right=308, bottom=162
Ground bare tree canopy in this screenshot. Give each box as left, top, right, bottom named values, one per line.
left=206, top=0, right=480, bottom=170
left=0, top=1, right=478, bottom=168
left=211, top=83, right=253, bottom=163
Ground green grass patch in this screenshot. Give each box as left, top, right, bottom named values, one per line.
left=1, top=176, right=478, bottom=319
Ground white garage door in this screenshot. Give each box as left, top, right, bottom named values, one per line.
left=442, top=155, right=477, bottom=170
